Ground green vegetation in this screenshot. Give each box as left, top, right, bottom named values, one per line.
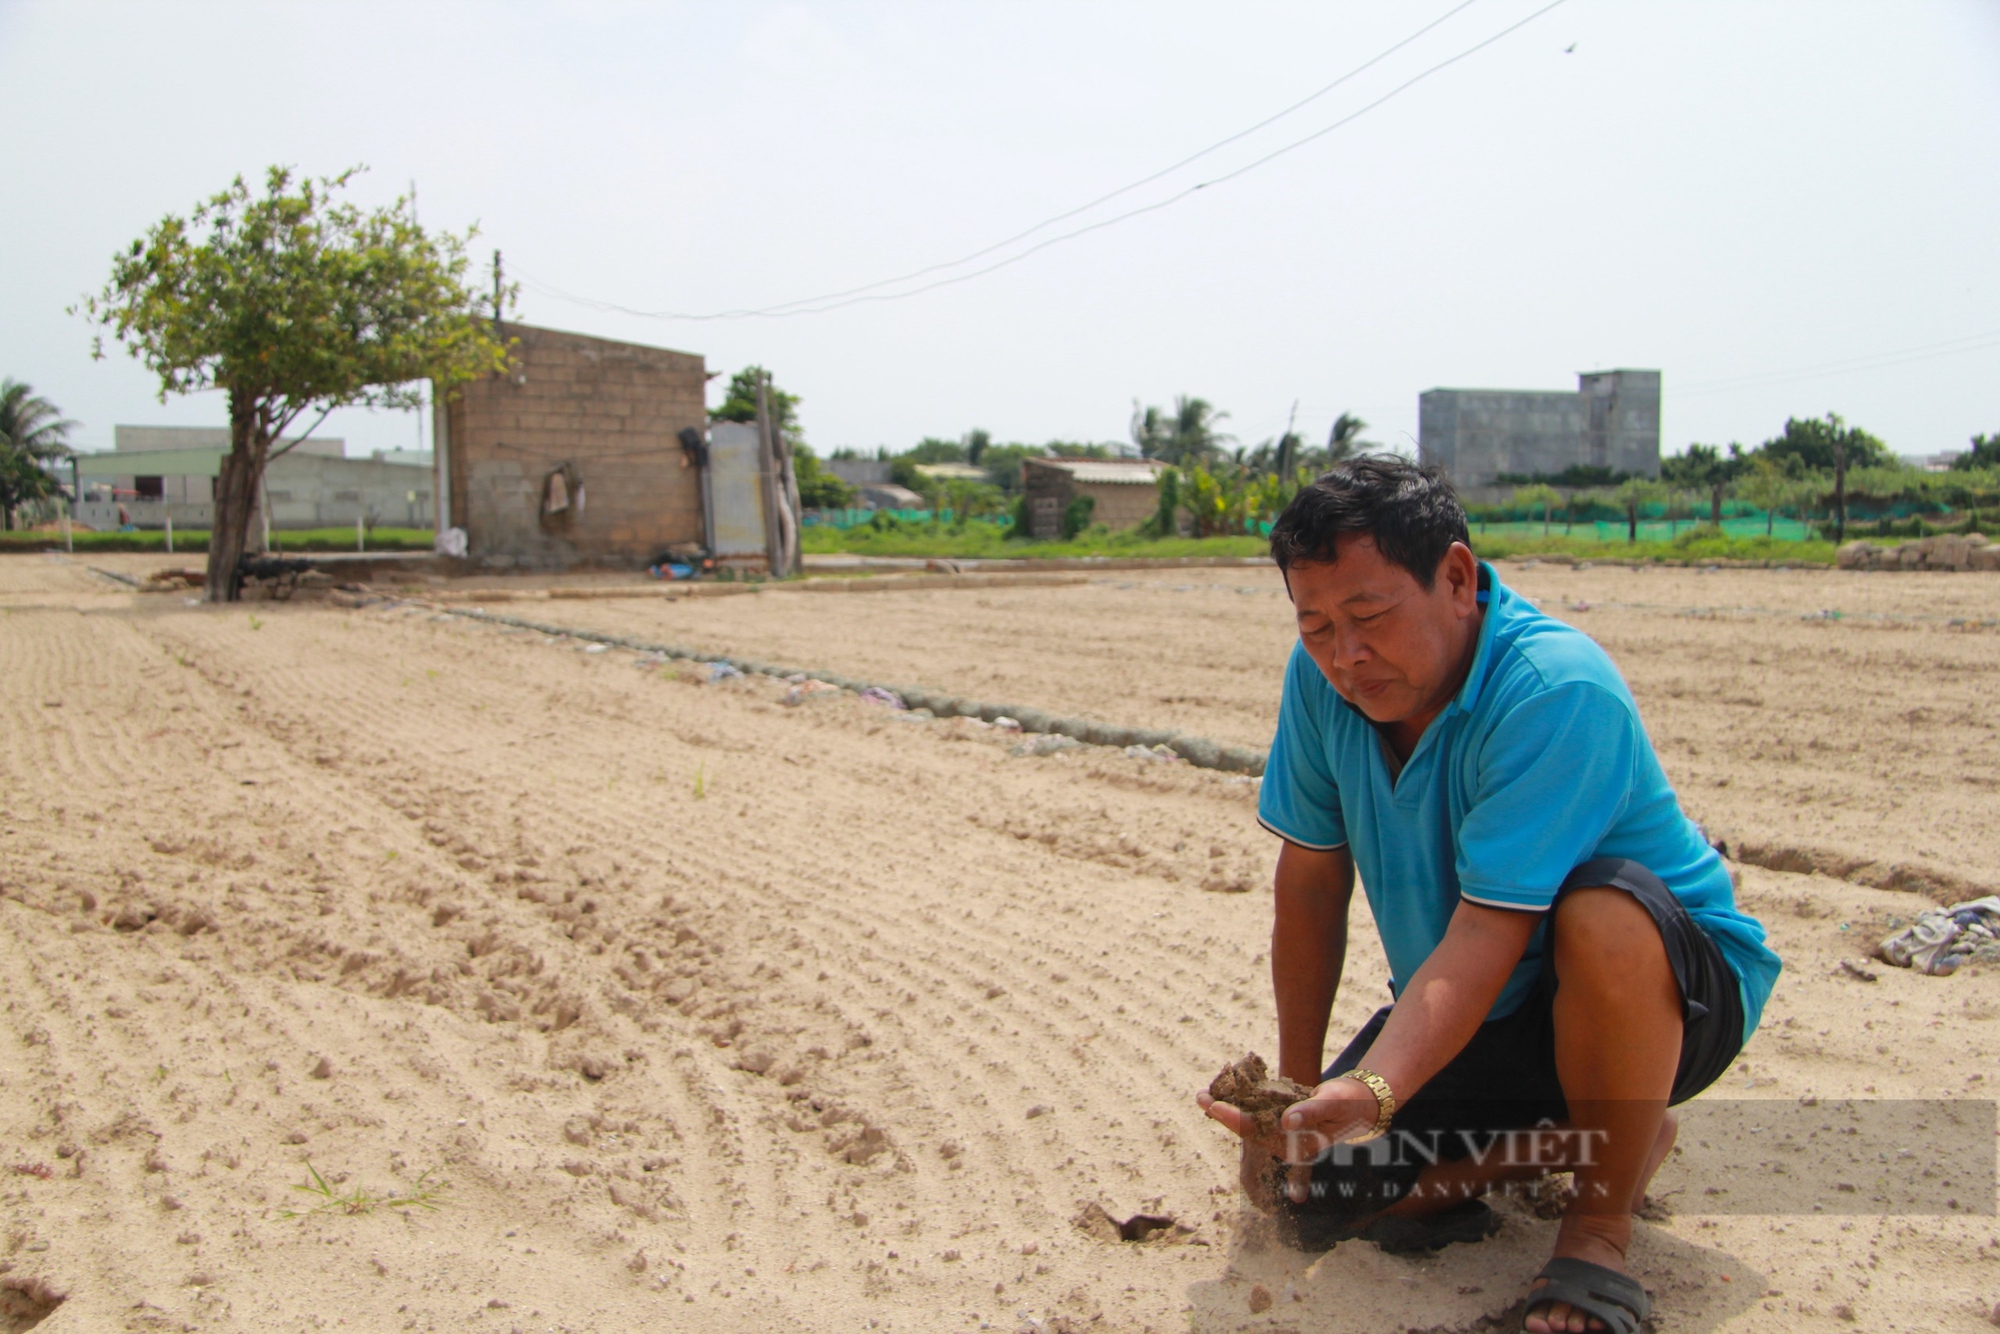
left=801, top=518, right=1840, bottom=564
left=803, top=395, right=2000, bottom=570
left=1471, top=528, right=1838, bottom=565
left=80, top=166, right=508, bottom=601
left=0, top=379, right=76, bottom=530
left=0, top=526, right=436, bottom=553
left=710, top=364, right=801, bottom=437
left=280, top=1162, right=447, bottom=1218
left=803, top=520, right=1267, bottom=560
left=1952, top=432, right=2000, bottom=471
left=792, top=444, right=853, bottom=509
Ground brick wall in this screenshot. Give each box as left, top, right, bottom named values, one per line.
left=1075, top=480, right=1158, bottom=531
left=442, top=323, right=708, bottom=569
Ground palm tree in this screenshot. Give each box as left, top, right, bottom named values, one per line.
left=1170, top=395, right=1230, bottom=468
left=1131, top=396, right=1231, bottom=468
left=1130, top=401, right=1171, bottom=459
left=0, top=379, right=77, bottom=530
left=1327, top=412, right=1369, bottom=463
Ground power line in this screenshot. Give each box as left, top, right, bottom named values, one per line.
left=518, top=0, right=1564, bottom=322
left=631, top=0, right=1485, bottom=317
left=1675, top=327, right=2000, bottom=397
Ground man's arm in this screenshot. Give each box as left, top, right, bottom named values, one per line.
left=1353, top=900, right=1538, bottom=1099
left=1197, top=840, right=1353, bottom=1208
left=1281, top=899, right=1540, bottom=1141
left=1272, top=841, right=1355, bottom=1086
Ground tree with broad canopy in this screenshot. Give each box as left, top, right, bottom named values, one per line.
left=79, top=167, right=509, bottom=601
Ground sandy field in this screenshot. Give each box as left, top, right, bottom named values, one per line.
left=1, top=552, right=1996, bottom=1333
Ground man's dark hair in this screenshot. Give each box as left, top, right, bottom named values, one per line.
left=1268, top=456, right=1470, bottom=587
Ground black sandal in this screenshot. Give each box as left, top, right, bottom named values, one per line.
left=1524, top=1257, right=1650, bottom=1334
left=1363, top=1198, right=1501, bottom=1254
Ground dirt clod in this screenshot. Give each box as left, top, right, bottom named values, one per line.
left=1207, top=1053, right=1315, bottom=1137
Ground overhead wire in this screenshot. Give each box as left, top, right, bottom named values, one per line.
left=1674, top=328, right=2000, bottom=396
left=516, top=0, right=1566, bottom=322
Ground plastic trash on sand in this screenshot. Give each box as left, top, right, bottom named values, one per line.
left=992, top=716, right=1023, bottom=732
left=1876, top=896, right=2000, bottom=976
left=1123, top=743, right=1182, bottom=763
left=702, top=661, right=744, bottom=683
left=783, top=679, right=842, bottom=706
left=1010, top=734, right=1081, bottom=758
left=857, top=686, right=906, bottom=709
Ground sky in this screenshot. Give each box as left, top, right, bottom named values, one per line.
left=3, top=0, right=1997, bottom=463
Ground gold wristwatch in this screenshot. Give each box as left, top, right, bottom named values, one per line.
left=1337, top=1068, right=1396, bottom=1143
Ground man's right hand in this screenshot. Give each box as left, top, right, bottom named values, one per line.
left=1195, top=1089, right=1301, bottom=1212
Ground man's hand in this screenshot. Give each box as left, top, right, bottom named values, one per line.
left=1196, top=1076, right=1381, bottom=1207
left=1195, top=1090, right=1288, bottom=1211
left=1279, top=1074, right=1381, bottom=1147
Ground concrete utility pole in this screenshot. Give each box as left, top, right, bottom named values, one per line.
left=491, top=251, right=505, bottom=337
left=755, top=373, right=786, bottom=578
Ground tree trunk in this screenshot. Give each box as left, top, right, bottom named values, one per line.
left=1710, top=483, right=1724, bottom=526
left=1627, top=502, right=1637, bottom=543
left=1833, top=447, right=1848, bottom=544
left=205, top=388, right=270, bottom=602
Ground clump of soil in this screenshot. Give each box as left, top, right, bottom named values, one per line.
left=1207, top=1053, right=1315, bottom=1137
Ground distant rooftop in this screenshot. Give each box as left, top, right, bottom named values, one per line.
left=114, top=425, right=345, bottom=458
left=1024, top=457, right=1165, bottom=485
left=912, top=463, right=992, bottom=481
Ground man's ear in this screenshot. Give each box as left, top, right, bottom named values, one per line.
left=1443, top=541, right=1479, bottom=613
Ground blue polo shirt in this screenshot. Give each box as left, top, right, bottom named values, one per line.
left=1257, top=564, right=1779, bottom=1040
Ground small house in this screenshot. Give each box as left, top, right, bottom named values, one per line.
left=1019, top=457, right=1164, bottom=538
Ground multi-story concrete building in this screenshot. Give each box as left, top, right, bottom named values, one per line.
left=1419, top=370, right=1662, bottom=488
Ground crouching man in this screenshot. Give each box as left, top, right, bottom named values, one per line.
left=1198, top=460, right=1780, bottom=1334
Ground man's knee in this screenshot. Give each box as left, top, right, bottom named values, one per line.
left=1551, top=887, right=1673, bottom=989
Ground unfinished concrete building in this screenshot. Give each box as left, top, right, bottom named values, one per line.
left=1418, top=370, right=1661, bottom=489
left=433, top=323, right=709, bottom=569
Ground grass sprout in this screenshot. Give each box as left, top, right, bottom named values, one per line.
left=692, top=761, right=707, bottom=801
left=280, top=1161, right=449, bottom=1218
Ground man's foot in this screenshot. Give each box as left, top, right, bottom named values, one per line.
left=1526, top=1111, right=1673, bottom=1332
left=1524, top=1226, right=1630, bottom=1333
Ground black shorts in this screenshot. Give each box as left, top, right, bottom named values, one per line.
left=1287, top=858, right=1745, bottom=1231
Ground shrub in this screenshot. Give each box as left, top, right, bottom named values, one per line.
left=1060, top=494, right=1096, bottom=540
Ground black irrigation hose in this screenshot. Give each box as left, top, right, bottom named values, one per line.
left=432, top=604, right=1268, bottom=777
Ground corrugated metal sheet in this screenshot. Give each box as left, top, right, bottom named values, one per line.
left=1029, top=459, right=1163, bottom=485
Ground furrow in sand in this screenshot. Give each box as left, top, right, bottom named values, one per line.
left=108, top=600, right=1326, bottom=1312
left=148, top=604, right=1288, bottom=1176
left=6, top=571, right=1999, bottom=1330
